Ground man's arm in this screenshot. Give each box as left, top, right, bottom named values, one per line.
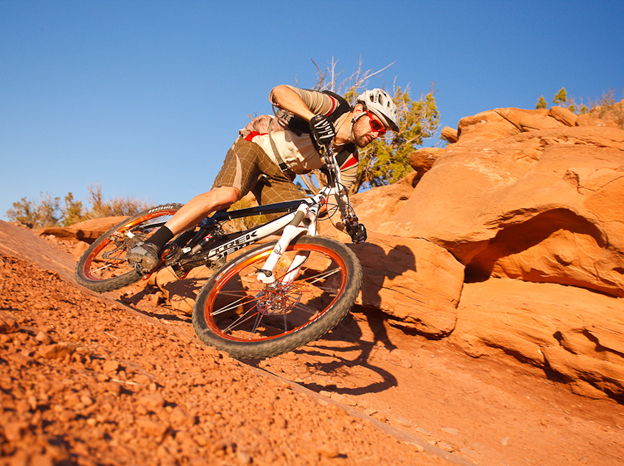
left=270, top=85, right=316, bottom=121
left=271, top=85, right=337, bottom=149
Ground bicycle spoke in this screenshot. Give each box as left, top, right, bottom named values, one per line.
left=211, top=294, right=261, bottom=316
left=223, top=307, right=262, bottom=334
left=91, top=262, right=117, bottom=273
left=250, top=310, right=265, bottom=337
left=288, top=300, right=322, bottom=316
left=199, top=238, right=354, bottom=348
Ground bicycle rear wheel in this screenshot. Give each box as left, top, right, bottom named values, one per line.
left=75, top=204, right=182, bottom=292
left=192, top=235, right=362, bottom=359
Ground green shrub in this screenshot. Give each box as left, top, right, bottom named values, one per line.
left=7, top=184, right=152, bottom=228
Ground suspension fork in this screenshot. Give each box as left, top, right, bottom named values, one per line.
left=256, top=203, right=317, bottom=285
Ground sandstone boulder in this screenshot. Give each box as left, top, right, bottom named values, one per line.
left=321, top=229, right=464, bottom=337
left=455, top=109, right=521, bottom=142
left=449, top=278, right=624, bottom=399
left=409, top=147, right=445, bottom=181
left=39, top=217, right=127, bottom=243
left=353, top=232, right=464, bottom=336
left=376, top=124, right=624, bottom=297
left=576, top=113, right=620, bottom=128
left=349, top=172, right=417, bottom=227
left=347, top=106, right=624, bottom=400
left=441, top=126, right=458, bottom=143
left=548, top=106, right=577, bottom=126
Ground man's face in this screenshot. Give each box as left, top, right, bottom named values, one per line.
left=352, top=106, right=387, bottom=148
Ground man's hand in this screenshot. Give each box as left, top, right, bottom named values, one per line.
left=346, top=221, right=367, bottom=244
left=309, top=115, right=336, bottom=149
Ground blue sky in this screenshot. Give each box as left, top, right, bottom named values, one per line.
left=1, top=0, right=623, bottom=221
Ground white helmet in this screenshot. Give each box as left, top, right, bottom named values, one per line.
left=356, top=89, right=399, bottom=132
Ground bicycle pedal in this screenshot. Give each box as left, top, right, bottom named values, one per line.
left=162, top=243, right=183, bottom=264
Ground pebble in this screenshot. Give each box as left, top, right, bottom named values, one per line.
left=0, top=312, right=19, bottom=334
left=139, top=393, right=166, bottom=410
left=102, top=360, right=120, bottom=373
left=137, top=418, right=169, bottom=438
left=436, top=440, right=455, bottom=452
left=37, top=343, right=75, bottom=359
left=58, top=409, right=77, bottom=422
left=170, top=406, right=195, bottom=427
left=441, top=426, right=459, bottom=436
left=3, top=421, right=29, bottom=442
left=316, top=448, right=341, bottom=458
left=404, top=441, right=425, bottom=453
left=330, top=392, right=357, bottom=406
left=371, top=412, right=387, bottom=422
left=102, top=382, right=122, bottom=395
left=395, top=417, right=413, bottom=427
left=35, top=330, right=52, bottom=344
left=132, top=374, right=152, bottom=386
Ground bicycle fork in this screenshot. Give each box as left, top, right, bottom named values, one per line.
left=256, top=203, right=317, bottom=286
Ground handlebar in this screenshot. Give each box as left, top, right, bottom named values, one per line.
left=317, top=144, right=367, bottom=244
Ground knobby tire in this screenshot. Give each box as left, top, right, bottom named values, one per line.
left=192, top=235, right=362, bottom=359
left=75, top=204, right=182, bottom=292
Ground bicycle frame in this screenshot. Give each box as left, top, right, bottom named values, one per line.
left=174, top=146, right=354, bottom=288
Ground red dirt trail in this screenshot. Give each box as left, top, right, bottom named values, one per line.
left=1, top=221, right=623, bottom=466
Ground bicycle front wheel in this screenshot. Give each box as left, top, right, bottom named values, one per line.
left=192, top=235, right=362, bottom=359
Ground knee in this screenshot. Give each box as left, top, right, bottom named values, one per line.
left=211, top=186, right=241, bottom=209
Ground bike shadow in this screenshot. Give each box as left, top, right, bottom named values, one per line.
left=288, top=241, right=417, bottom=395
left=117, top=273, right=211, bottom=322
left=351, top=241, right=416, bottom=309
left=288, top=308, right=400, bottom=396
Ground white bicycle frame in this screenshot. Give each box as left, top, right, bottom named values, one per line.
left=256, top=151, right=352, bottom=287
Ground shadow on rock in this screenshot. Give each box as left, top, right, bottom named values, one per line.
left=291, top=310, right=400, bottom=396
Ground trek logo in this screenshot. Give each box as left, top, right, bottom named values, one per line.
left=209, top=230, right=259, bottom=258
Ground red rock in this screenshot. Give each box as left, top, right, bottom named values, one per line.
left=377, top=124, right=624, bottom=298
left=137, top=418, right=169, bottom=438
left=449, top=277, right=624, bottom=397
left=170, top=406, right=195, bottom=427
left=102, top=360, right=120, bottom=373
left=35, top=331, right=52, bottom=344
left=38, top=216, right=127, bottom=243
left=0, top=311, right=19, bottom=334
left=102, top=382, right=122, bottom=395
left=37, top=343, right=76, bottom=359
left=138, top=393, right=165, bottom=410
left=3, top=421, right=29, bottom=441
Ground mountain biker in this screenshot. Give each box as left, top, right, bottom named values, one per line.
left=127, top=85, right=400, bottom=273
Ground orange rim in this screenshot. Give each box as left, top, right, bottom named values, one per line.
left=203, top=242, right=348, bottom=342
left=82, top=209, right=178, bottom=281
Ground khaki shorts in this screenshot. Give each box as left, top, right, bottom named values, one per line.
left=212, top=137, right=303, bottom=206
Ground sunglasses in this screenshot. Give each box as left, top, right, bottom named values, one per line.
left=365, top=110, right=386, bottom=135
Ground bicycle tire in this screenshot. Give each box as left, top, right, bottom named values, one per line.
left=192, top=235, right=362, bottom=359
left=75, top=204, right=182, bottom=292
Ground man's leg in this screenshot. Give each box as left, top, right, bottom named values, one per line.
left=165, top=186, right=241, bottom=234
left=127, top=138, right=262, bottom=272
left=126, top=186, right=241, bottom=272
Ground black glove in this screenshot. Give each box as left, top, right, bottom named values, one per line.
left=346, top=221, right=367, bottom=244
left=309, top=115, right=336, bottom=149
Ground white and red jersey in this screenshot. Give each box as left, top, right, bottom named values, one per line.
left=239, top=86, right=359, bottom=191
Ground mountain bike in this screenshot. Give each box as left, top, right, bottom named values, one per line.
left=75, top=146, right=364, bottom=359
